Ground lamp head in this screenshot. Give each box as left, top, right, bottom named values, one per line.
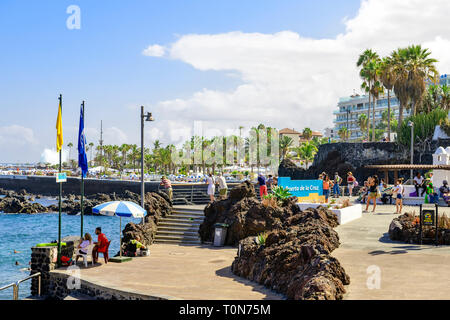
left=407, top=121, right=413, bottom=127
left=145, top=112, right=154, bottom=122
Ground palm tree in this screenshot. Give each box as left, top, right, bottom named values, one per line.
left=67, top=142, right=73, bottom=160
left=380, top=56, right=396, bottom=140
left=239, top=126, right=244, bottom=137
left=297, top=142, right=318, bottom=168
left=370, top=76, right=384, bottom=141
left=279, top=136, right=293, bottom=161
left=89, top=142, right=94, bottom=163
left=404, top=45, right=438, bottom=116
left=358, top=49, right=380, bottom=141
left=338, top=127, right=348, bottom=141
left=302, top=128, right=312, bottom=141
left=442, top=85, right=450, bottom=111
left=357, top=114, right=368, bottom=139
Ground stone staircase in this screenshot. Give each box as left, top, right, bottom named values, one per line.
left=154, top=207, right=205, bottom=244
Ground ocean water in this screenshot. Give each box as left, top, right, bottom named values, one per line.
left=0, top=201, right=142, bottom=300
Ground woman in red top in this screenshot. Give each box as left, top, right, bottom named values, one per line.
left=323, top=174, right=331, bottom=203
left=347, top=172, right=356, bottom=197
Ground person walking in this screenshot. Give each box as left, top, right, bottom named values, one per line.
left=160, top=176, right=173, bottom=201
left=333, top=172, right=342, bottom=198
left=347, top=172, right=356, bottom=197
left=258, top=173, right=268, bottom=199
left=217, top=173, right=228, bottom=197
left=206, top=173, right=216, bottom=202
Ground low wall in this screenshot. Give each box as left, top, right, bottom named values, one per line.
left=46, top=272, right=173, bottom=300
left=30, top=243, right=173, bottom=300
left=0, top=175, right=160, bottom=196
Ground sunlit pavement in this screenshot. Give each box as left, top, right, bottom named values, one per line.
left=333, top=199, right=450, bottom=299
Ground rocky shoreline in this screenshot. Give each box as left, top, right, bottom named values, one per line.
left=199, top=181, right=350, bottom=300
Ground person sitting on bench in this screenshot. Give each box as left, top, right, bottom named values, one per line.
left=440, top=180, right=450, bottom=206
left=413, top=172, right=426, bottom=197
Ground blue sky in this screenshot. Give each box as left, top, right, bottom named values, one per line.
left=0, top=0, right=361, bottom=162
left=17, top=1, right=450, bottom=164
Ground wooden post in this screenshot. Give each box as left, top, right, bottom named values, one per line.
left=394, top=170, right=398, bottom=183
left=384, top=170, right=389, bottom=185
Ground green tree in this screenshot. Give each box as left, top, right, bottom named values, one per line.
left=380, top=56, right=396, bottom=140
left=302, top=128, right=312, bottom=141
left=338, top=127, right=348, bottom=141
left=296, top=142, right=318, bottom=168
left=357, top=113, right=368, bottom=139
left=279, top=136, right=293, bottom=161
left=67, top=142, right=73, bottom=160
left=358, top=49, right=380, bottom=141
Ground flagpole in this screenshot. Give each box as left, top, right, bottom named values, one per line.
left=81, top=101, right=85, bottom=238
left=57, top=94, right=62, bottom=267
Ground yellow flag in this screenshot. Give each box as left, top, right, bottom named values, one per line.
left=56, top=101, right=63, bottom=152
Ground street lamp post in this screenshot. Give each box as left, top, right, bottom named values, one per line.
left=408, top=121, right=414, bottom=181
left=140, top=106, right=154, bottom=222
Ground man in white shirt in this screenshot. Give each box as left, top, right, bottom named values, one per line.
left=413, top=173, right=425, bottom=197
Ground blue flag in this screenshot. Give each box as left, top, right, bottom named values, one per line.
left=78, top=105, right=88, bottom=178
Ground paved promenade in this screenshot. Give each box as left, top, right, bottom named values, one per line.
left=333, top=201, right=450, bottom=300
left=60, top=244, right=284, bottom=300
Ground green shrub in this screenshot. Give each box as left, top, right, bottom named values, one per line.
left=271, top=186, right=292, bottom=201
left=397, top=108, right=448, bottom=147
left=256, top=232, right=268, bottom=245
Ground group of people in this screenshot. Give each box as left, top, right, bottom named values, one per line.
left=319, top=171, right=357, bottom=203
left=74, top=227, right=109, bottom=265
left=357, top=176, right=405, bottom=213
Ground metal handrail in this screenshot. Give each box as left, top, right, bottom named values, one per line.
left=0, top=272, right=41, bottom=300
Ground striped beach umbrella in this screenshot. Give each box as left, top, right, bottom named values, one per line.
left=92, top=201, right=146, bottom=259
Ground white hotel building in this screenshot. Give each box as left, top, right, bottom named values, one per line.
left=333, top=93, right=409, bottom=141
left=333, top=74, right=450, bottom=141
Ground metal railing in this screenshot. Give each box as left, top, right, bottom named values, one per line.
left=0, top=272, right=41, bottom=300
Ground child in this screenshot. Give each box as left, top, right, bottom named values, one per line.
left=394, top=179, right=404, bottom=214
left=75, top=233, right=92, bottom=264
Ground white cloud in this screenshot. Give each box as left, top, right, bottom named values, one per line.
left=143, top=0, right=450, bottom=138
left=142, top=44, right=166, bottom=57
left=40, top=148, right=68, bottom=165
left=0, top=125, right=38, bottom=146
left=103, top=127, right=128, bottom=145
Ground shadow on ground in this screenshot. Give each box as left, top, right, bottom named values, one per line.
left=215, top=266, right=285, bottom=300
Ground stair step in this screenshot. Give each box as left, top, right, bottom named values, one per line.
left=155, top=234, right=201, bottom=241
left=156, top=230, right=199, bottom=236
left=158, top=225, right=199, bottom=231
left=172, top=210, right=205, bottom=217
left=158, top=222, right=201, bottom=228
left=160, top=217, right=204, bottom=223
left=154, top=239, right=201, bottom=244
left=169, top=214, right=204, bottom=220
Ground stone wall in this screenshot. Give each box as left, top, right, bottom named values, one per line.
left=30, top=246, right=57, bottom=296
left=0, top=175, right=160, bottom=197
left=46, top=272, right=170, bottom=300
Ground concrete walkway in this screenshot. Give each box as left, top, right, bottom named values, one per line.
left=56, top=244, right=284, bottom=300
left=333, top=202, right=450, bottom=300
